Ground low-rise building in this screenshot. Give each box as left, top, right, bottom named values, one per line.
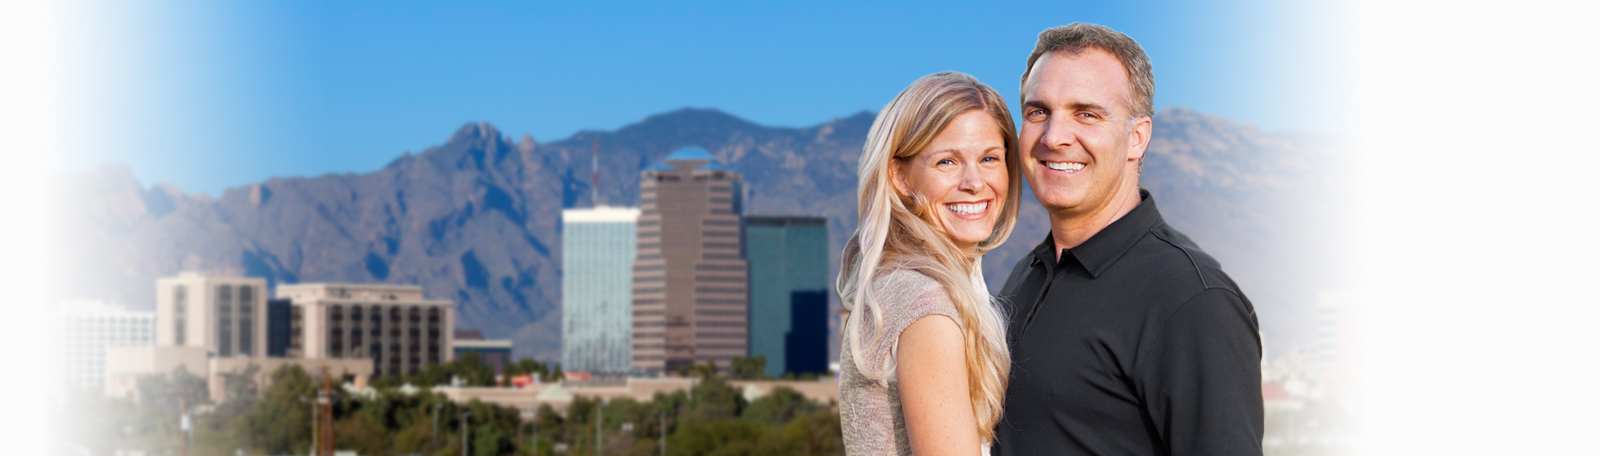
left=453, top=330, right=512, bottom=375
left=277, top=283, right=455, bottom=376
left=61, top=301, right=155, bottom=392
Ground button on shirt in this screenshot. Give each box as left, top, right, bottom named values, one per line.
left=994, top=189, right=1263, bottom=456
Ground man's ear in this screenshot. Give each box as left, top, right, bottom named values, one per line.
left=1126, top=115, right=1153, bottom=162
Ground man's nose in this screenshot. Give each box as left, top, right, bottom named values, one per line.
left=1039, top=115, right=1075, bottom=152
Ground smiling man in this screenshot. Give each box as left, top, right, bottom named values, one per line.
left=994, top=24, right=1264, bottom=455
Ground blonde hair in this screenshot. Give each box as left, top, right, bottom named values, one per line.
left=839, top=71, right=1019, bottom=443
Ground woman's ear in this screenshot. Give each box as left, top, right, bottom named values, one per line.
left=890, top=159, right=912, bottom=198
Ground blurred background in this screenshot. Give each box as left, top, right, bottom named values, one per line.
left=5, top=0, right=1597, bottom=455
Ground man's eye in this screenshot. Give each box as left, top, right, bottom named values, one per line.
left=1077, top=112, right=1100, bottom=120
left=1027, top=109, right=1047, bottom=118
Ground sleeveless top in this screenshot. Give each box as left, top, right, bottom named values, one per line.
left=839, top=268, right=986, bottom=455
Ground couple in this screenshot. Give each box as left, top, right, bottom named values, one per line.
left=838, top=24, right=1264, bottom=455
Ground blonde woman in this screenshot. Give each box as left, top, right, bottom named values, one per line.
left=838, top=71, right=1020, bottom=456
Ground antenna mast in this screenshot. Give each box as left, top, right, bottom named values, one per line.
left=592, top=139, right=601, bottom=207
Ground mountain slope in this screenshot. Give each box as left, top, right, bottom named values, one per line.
left=57, top=106, right=1343, bottom=362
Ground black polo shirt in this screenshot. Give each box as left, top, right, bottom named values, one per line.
left=993, top=189, right=1263, bottom=456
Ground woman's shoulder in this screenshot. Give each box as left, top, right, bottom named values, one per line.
left=870, top=268, right=959, bottom=321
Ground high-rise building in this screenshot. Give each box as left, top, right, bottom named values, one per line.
left=744, top=215, right=830, bottom=378
left=563, top=206, right=640, bottom=375
left=275, top=283, right=454, bottom=376
left=632, top=146, right=748, bottom=374
left=156, top=272, right=268, bottom=357
left=60, top=301, right=155, bottom=391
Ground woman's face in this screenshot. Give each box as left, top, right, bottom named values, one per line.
left=892, top=110, right=1009, bottom=251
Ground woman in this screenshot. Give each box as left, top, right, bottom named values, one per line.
left=838, top=71, right=1020, bottom=455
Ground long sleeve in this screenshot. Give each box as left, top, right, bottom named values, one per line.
left=1133, top=287, right=1264, bottom=455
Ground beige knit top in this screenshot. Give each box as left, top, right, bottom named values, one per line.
left=839, top=268, right=966, bottom=456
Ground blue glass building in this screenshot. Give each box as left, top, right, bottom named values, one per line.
left=744, top=215, right=829, bottom=377
left=562, top=206, right=640, bottom=375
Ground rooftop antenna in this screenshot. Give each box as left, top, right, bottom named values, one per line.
left=592, top=139, right=601, bottom=207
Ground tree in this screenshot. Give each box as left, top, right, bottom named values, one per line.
left=453, top=351, right=497, bottom=386
left=680, top=360, right=720, bottom=380
left=688, top=377, right=745, bottom=422
left=666, top=420, right=765, bottom=456
left=730, top=356, right=769, bottom=380
left=233, top=364, right=314, bottom=453
left=545, top=363, right=565, bottom=383
left=335, top=412, right=390, bottom=455
left=741, top=387, right=821, bottom=425
left=214, top=363, right=262, bottom=429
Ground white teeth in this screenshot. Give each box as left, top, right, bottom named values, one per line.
left=1044, top=161, right=1085, bottom=172
left=947, top=202, right=988, bottom=215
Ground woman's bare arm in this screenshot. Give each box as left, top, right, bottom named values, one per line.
left=897, top=315, right=981, bottom=455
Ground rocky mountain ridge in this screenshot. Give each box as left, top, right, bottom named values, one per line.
left=56, top=106, right=1345, bottom=362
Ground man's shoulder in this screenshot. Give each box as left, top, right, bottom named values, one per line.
left=998, top=236, right=1051, bottom=296
left=1144, top=224, right=1232, bottom=280
left=1126, top=222, right=1250, bottom=307
left=1094, top=217, right=1241, bottom=304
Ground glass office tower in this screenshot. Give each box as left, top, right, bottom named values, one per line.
left=562, top=206, right=640, bottom=375
left=744, top=215, right=829, bottom=378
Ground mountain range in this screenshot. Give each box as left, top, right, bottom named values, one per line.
left=55, top=106, right=1347, bottom=362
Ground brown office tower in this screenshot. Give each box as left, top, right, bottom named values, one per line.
left=632, top=146, right=747, bottom=375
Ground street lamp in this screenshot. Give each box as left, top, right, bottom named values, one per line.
left=433, top=402, right=444, bottom=449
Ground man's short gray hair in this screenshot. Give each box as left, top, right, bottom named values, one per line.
left=1021, top=23, right=1155, bottom=121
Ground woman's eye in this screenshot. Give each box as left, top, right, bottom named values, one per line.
left=937, top=158, right=956, bottom=166
left=982, top=156, right=1001, bottom=163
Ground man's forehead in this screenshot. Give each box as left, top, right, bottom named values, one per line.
left=1022, top=48, right=1131, bottom=106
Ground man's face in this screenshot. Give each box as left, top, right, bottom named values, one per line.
left=1018, top=49, right=1149, bottom=220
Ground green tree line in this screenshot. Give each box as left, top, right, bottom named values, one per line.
left=62, top=356, right=842, bottom=456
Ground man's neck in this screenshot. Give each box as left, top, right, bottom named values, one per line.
left=1050, top=188, right=1143, bottom=261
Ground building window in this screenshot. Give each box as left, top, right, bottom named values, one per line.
left=173, top=285, right=187, bottom=345
left=239, top=315, right=253, bottom=356
left=216, top=285, right=233, bottom=356
left=289, top=306, right=303, bottom=356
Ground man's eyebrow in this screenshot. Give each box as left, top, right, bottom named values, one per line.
left=1022, top=99, right=1050, bottom=110
left=1069, top=101, right=1111, bottom=113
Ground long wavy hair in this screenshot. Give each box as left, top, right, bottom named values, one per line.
left=838, top=71, right=1020, bottom=443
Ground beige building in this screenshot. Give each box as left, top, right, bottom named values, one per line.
left=156, top=272, right=268, bottom=358
left=632, top=147, right=748, bottom=374
left=105, top=345, right=372, bottom=402
left=277, top=283, right=455, bottom=376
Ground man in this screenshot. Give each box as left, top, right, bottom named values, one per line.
left=994, top=23, right=1263, bottom=455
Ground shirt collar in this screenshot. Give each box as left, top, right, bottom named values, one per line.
left=1028, top=188, right=1165, bottom=278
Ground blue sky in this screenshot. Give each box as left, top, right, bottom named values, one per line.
left=62, top=0, right=1349, bottom=196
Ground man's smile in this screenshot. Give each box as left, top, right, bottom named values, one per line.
left=1041, top=160, right=1086, bottom=172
